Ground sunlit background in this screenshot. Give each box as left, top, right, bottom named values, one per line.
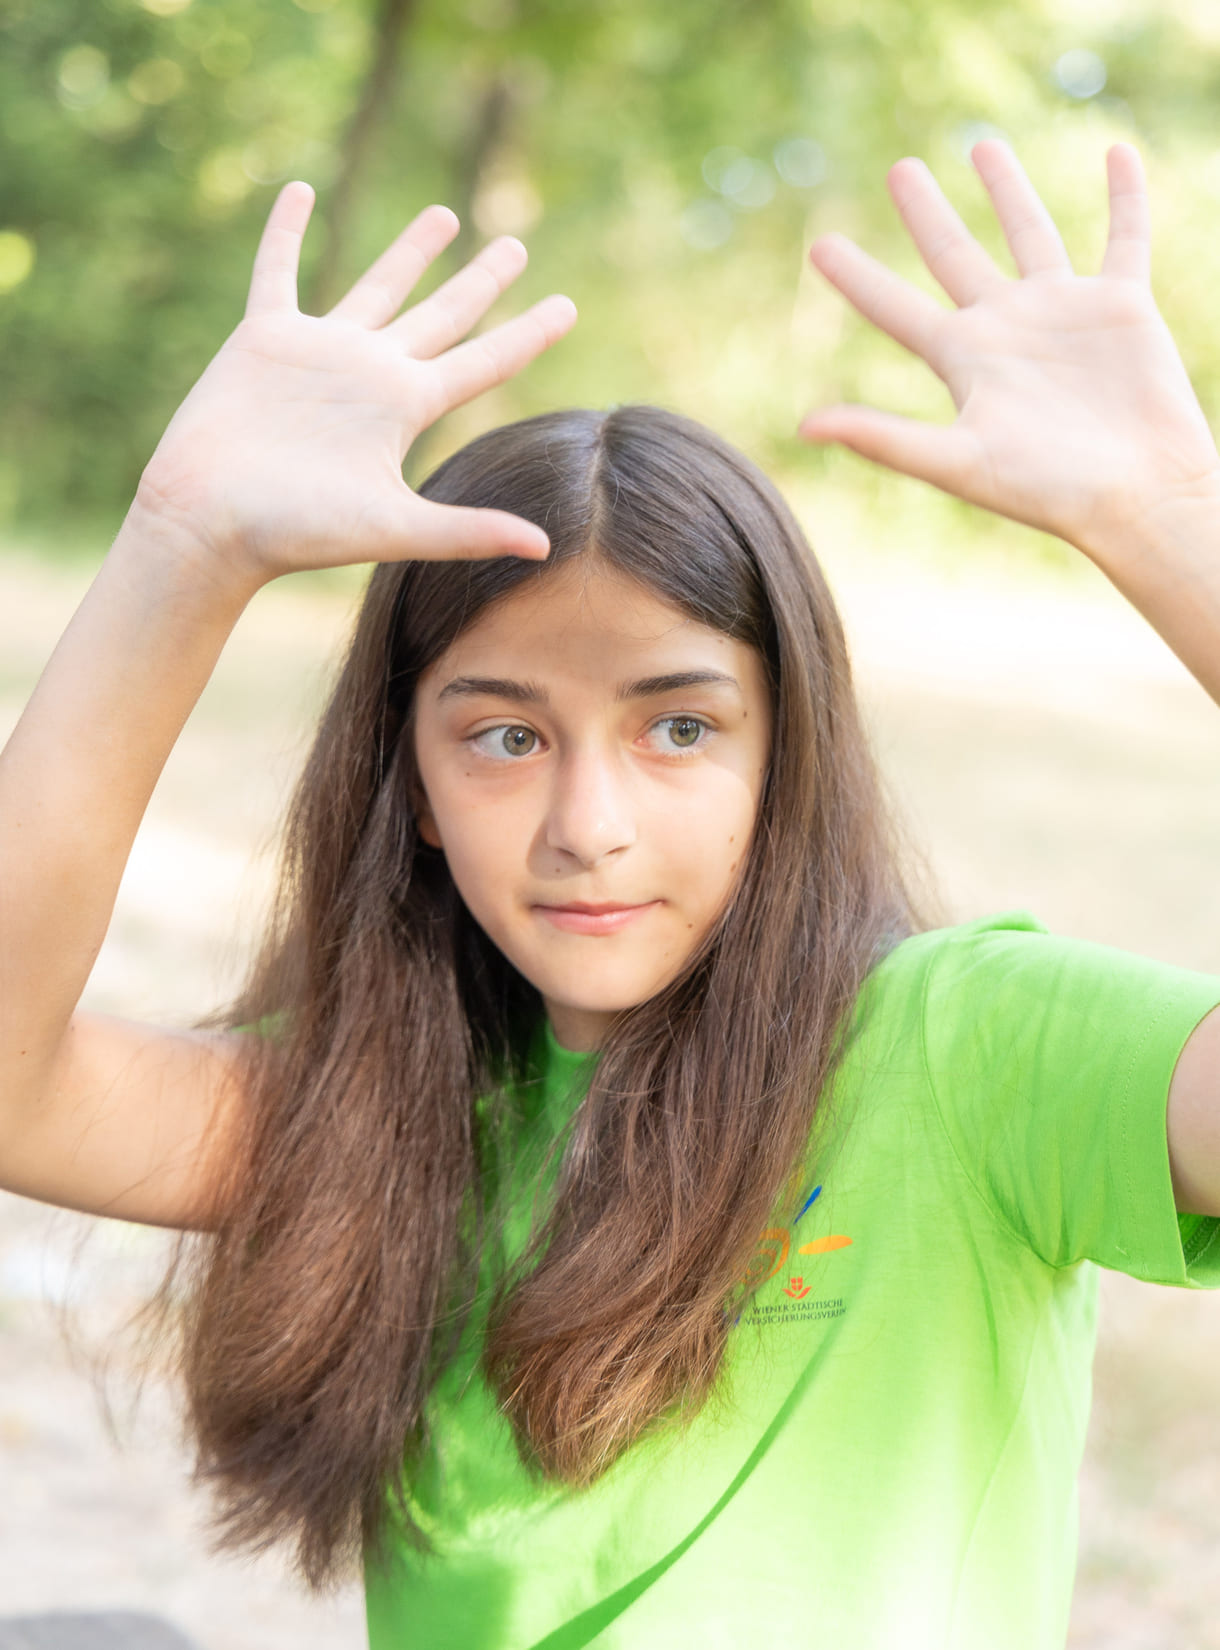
left=2, top=1, right=1220, bottom=1646
left=4, top=0, right=1220, bottom=554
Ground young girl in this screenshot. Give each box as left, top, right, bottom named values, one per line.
left=3, top=140, right=1219, bottom=1649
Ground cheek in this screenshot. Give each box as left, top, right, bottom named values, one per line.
left=427, top=784, right=529, bottom=898
left=661, top=791, right=754, bottom=904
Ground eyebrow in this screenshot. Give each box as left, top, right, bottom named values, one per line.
left=436, top=669, right=743, bottom=705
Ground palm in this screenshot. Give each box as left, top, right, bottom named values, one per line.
left=801, top=143, right=1220, bottom=561
left=138, top=186, right=576, bottom=580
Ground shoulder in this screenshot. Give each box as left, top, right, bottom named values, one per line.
left=856, top=905, right=1217, bottom=1017
left=847, top=908, right=1050, bottom=1040
left=850, top=907, right=1220, bottom=1077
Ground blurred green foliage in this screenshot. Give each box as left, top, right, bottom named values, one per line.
left=3, top=0, right=1220, bottom=558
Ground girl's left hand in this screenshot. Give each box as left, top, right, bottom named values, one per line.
left=800, top=141, right=1220, bottom=568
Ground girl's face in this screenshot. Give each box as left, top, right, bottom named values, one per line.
left=412, top=559, right=773, bottom=1050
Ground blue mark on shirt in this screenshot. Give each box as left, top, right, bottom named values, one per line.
left=793, top=1184, right=822, bottom=1225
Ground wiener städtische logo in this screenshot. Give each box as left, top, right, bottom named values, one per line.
left=741, top=1184, right=852, bottom=1294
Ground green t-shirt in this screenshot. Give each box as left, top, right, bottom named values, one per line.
left=364, top=911, right=1220, bottom=1650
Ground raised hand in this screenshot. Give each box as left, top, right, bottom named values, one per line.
left=137, top=182, right=577, bottom=586
left=799, top=142, right=1220, bottom=568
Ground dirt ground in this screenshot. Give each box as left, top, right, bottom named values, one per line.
left=1, top=524, right=1219, bottom=1649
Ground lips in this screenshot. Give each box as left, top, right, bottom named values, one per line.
left=533, top=900, right=659, bottom=935
left=542, top=902, right=644, bottom=915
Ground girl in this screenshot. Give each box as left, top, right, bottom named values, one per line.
left=3, top=140, right=1219, bottom=1649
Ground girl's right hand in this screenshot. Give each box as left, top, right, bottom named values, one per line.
left=135, top=181, right=576, bottom=587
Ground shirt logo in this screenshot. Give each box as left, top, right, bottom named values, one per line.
left=728, top=1185, right=852, bottom=1330
left=742, top=1184, right=853, bottom=1289
left=729, top=1184, right=854, bottom=1338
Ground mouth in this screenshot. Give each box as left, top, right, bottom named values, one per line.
left=542, top=902, right=646, bottom=915
left=532, top=900, right=660, bottom=935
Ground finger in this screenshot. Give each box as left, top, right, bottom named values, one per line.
left=887, top=157, right=1007, bottom=307
left=429, top=293, right=578, bottom=411
left=387, top=492, right=551, bottom=562
left=327, top=204, right=461, bottom=328
left=392, top=236, right=530, bottom=359
left=970, top=139, right=1073, bottom=279
left=1101, top=143, right=1151, bottom=284
left=808, top=233, right=948, bottom=372
left=799, top=403, right=977, bottom=496
left=245, top=181, right=315, bottom=318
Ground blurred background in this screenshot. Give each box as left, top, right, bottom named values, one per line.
left=2, top=0, right=1220, bottom=1645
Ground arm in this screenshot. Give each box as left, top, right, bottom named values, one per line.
left=0, top=511, right=253, bottom=1228
left=0, top=183, right=575, bottom=1229
left=798, top=140, right=1220, bottom=1215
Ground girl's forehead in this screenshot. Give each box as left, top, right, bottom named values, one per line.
left=436, top=562, right=721, bottom=663
left=417, top=559, right=768, bottom=705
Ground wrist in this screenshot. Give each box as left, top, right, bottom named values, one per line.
left=1072, top=471, right=1220, bottom=707
left=1074, top=467, right=1220, bottom=579
left=119, top=488, right=268, bottom=615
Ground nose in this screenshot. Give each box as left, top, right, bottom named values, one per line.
left=543, top=744, right=637, bottom=869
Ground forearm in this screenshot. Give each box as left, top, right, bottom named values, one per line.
left=1081, top=478, right=1220, bottom=708
left=0, top=499, right=260, bottom=1096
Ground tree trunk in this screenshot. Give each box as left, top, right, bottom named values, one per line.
left=402, top=68, right=518, bottom=482
left=449, top=71, right=516, bottom=269
left=305, top=0, right=419, bottom=314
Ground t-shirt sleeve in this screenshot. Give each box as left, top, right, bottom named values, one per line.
left=920, top=911, right=1220, bottom=1288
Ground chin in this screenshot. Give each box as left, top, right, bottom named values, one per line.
left=495, top=935, right=692, bottom=1016
left=539, top=985, right=649, bottom=1015
left=530, top=968, right=675, bottom=1017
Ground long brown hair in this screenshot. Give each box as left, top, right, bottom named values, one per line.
left=180, top=405, right=931, bottom=1587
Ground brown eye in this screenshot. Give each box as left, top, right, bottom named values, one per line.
left=469, top=724, right=539, bottom=760
left=661, top=717, right=705, bottom=750
left=500, top=726, right=537, bottom=756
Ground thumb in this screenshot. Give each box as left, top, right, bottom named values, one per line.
left=799, top=403, right=974, bottom=497
left=383, top=490, right=551, bottom=563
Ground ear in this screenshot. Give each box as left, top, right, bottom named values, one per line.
left=405, top=714, right=444, bottom=848
left=413, top=786, right=443, bottom=850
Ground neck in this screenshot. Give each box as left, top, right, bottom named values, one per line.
left=542, top=998, right=616, bottom=1053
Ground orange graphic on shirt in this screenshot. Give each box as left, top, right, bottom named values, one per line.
left=799, top=1234, right=853, bottom=1255
left=741, top=1224, right=853, bottom=1287
left=737, top=1186, right=853, bottom=1290
left=743, top=1228, right=790, bottom=1287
